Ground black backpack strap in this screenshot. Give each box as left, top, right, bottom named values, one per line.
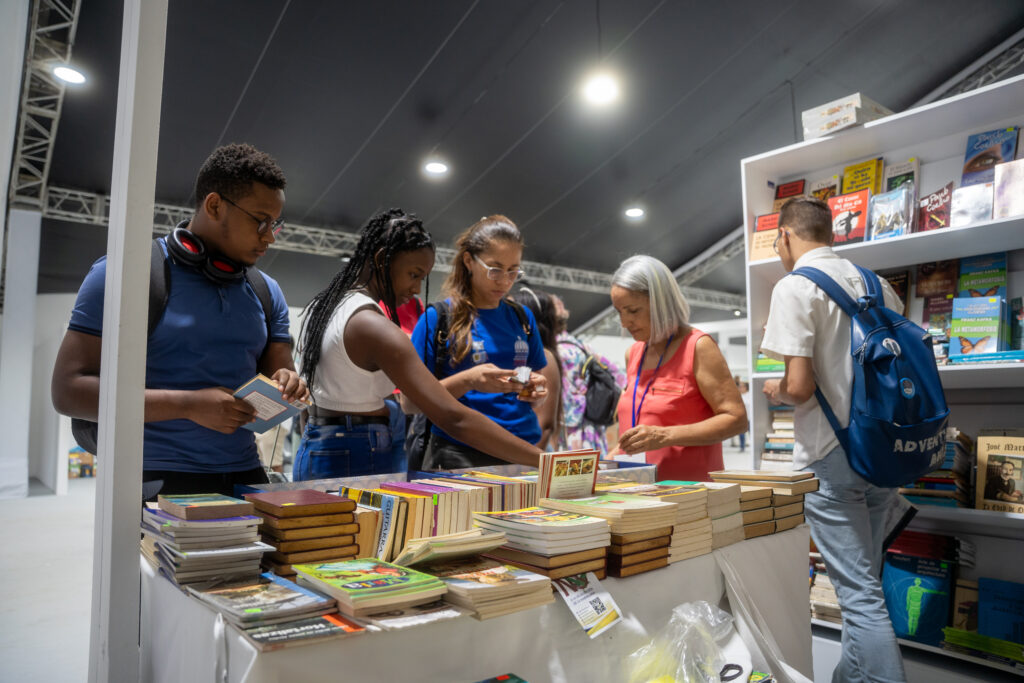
left=429, top=301, right=450, bottom=377
left=148, top=238, right=170, bottom=337
left=503, top=299, right=533, bottom=337
left=245, top=266, right=275, bottom=349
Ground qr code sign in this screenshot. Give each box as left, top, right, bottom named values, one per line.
left=589, top=598, right=606, bottom=615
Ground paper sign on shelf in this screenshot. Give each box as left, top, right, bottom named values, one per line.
left=552, top=571, right=622, bottom=638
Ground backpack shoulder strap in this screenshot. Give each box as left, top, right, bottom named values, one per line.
left=503, top=299, right=532, bottom=337
left=148, top=238, right=170, bottom=337
left=245, top=267, right=275, bottom=349
left=789, top=266, right=860, bottom=318
left=854, top=265, right=883, bottom=303
left=427, top=301, right=450, bottom=377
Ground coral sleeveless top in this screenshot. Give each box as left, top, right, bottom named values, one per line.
left=616, top=328, right=723, bottom=481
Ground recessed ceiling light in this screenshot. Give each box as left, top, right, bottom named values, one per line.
left=624, top=207, right=645, bottom=219
left=52, top=65, right=86, bottom=84
left=733, top=309, right=743, bottom=317
left=582, top=73, right=619, bottom=105
left=423, top=161, right=449, bottom=176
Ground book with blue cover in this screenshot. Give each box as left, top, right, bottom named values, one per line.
left=882, top=552, right=953, bottom=646
left=234, top=373, right=311, bottom=433
left=950, top=297, right=1005, bottom=357
left=978, top=578, right=1024, bottom=645
left=961, top=127, right=1018, bottom=186
left=957, top=252, right=1007, bottom=299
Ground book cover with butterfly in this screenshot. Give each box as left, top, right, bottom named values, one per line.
left=915, top=260, right=959, bottom=298
left=957, top=252, right=1006, bottom=299
left=827, top=190, right=869, bottom=244
left=950, top=296, right=1006, bottom=358
left=917, top=182, right=953, bottom=232
left=961, top=127, right=1018, bottom=186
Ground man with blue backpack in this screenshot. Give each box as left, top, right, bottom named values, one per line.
left=761, top=197, right=948, bottom=683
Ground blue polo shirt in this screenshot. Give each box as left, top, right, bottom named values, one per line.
left=411, top=299, right=547, bottom=446
left=68, top=237, right=292, bottom=473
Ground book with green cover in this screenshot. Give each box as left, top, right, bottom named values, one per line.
left=292, top=558, right=446, bottom=611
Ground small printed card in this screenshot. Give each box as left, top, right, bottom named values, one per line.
left=552, top=572, right=622, bottom=638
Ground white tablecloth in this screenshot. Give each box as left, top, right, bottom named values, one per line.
left=140, top=527, right=812, bottom=683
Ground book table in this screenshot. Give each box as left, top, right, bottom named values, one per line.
left=140, top=527, right=812, bottom=682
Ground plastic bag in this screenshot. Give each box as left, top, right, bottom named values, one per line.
left=625, top=601, right=734, bottom=683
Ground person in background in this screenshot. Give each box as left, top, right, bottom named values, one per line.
left=761, top=197, right=912, bottom=682
left=411, top=215, right=548, bottom=469
left=738, top=378, right=752, bottom=452
left=610, top=255, right=747, bottom=480
left=51, top=143, right=306, bottom=498
left=511, top=287, right=563, bottom=449
left=296, top=209, right=541, bottom=479
left=553, top=295, right=626, bottom=457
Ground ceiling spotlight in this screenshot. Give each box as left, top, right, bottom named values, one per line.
left=733, top=309, right=743, bottom=317
left=624, top=207, right=645, bottom=219
left=423, top=161, right=449, bottom=176
left=52, top=65, right=86, bottom=84
left=581, top=72, right=619, bottom=105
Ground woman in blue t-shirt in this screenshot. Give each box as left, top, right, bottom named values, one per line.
left=411, top=215, right=549, bottom=469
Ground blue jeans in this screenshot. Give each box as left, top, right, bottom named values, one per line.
left=293, top=414, right=405, bottom=480
left=805, top=445, right=914, bottom=683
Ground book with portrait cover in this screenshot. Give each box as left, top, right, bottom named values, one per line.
left=827, top=190, right=870, bottom=244
left=918, top=182, right=954, bottom=232
left=749, top=213, right=779, bottom=261
left=961, top=127, right=1018, bottom=186
left=975, top=433, right=1024, bottom=514
left=915, top=260, right=959, bottom=298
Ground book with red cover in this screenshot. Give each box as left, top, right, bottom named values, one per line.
left=827, top=190, right=870, bottom=244
left=245, top=490, right=356, bottom=518
left=918, top=182, right=953, bottom=231
left=915, top=260, right=959, bottom=298
left=749, top=213, right=779, bottom=261
left=772, top=179, right=806, bottom=211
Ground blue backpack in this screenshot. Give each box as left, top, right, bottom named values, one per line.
left=789, top=265, right=949, bottom=487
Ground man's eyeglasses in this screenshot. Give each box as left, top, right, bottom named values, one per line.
left=473, top=254, right=525, bottom=282
left=221, top=195, right=284, bottom=236
left=772, top=228, right=786, bottom=254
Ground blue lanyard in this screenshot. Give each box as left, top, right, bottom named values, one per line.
left=631, top=333, right=674, bottom=428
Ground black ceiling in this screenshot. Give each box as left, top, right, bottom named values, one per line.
left=39, top=0, right=1024, bottom=326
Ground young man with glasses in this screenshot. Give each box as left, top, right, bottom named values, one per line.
left=52, top=143, right=307, bottom=498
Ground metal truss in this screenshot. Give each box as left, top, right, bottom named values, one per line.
left=44, top=185, right=747, bottom=306
left=933, top=34, right=1024, bottom=100
left=9, top=0, right=81, bottom=209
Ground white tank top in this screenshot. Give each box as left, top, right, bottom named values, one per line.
left=308, top=292, right=396, bottom=413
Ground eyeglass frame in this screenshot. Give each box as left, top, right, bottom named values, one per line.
left=473, top=254, right=525, bottom=282
left=220, top=194, right=285, bottom=236
left=772, top=227, right=787, bottom=254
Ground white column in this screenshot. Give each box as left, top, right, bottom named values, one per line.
left=0, top=209, right=41, bottom=498
left=88, top=0, right=167, bottom=681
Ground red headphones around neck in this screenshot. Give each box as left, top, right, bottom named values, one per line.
left=166, top=227, right=247, bottom=285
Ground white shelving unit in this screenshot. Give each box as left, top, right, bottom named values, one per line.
left=741, top=73, right=1024, bottom=670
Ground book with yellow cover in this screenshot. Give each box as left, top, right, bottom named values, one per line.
left=841, top=157, right=884, bottom=195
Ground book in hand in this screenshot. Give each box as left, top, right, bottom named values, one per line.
left=867, top=184, right=914, bottom=241
left=538, top=449, right=599, bottom=499
left=827, top=190, right=869, bottom=244
left=918, top=182, right=953, bottom=232
left=961, top=127, right=1018, bottom=186
left=234, top=373, right=311, bottom=433
left=993, top=157, right=1024, bottom=220
left=244, top=489, right=356, bottom=518
left=392, top=528, right=508, bottom=566
left=158, top=493, right=254, bottom=521
left=240, top=612, right=364, bottom=652
left=950, top=183, right=994, bottom=228
left=292, top=558, right=447, bottom=617
left=186, top=572, right=336, bottom=626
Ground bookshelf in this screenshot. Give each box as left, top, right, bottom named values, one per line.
left=742, top=74, right=1024, bottom=669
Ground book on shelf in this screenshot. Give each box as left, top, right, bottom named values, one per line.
left=867, top=184, right=914, bottom=241
left=922, top=295, right=953, bottom=339
left=233, top=374, right=311, bottom=433
left=292, top=558, right=448, bottom=617
left=883, top=550, right=954, bottom=647
left=1013, top=297, right=1023, bottom=351
left=961, top=127, right=1018, bottom=186
left=244, top=490, right=356, bottom=518
left=950, top=297, right=1005, bottom=357
left=841, top=157, right=884, bottom=195
left=993, top=157, right=1024, bottom=220
left=957, top=252, right=1007, bottom=299
left=538, top=449, right=599, bottom=500
left=827, top=189, right=870, bottom=244
left=975, top=433, right=1024, bottom=514
left=239, top=612, right=364, bottom=652
left=917, top=182, right=953, bottom=231
left=915, top=260, right=959, bottom=298
left=950, top=183, right=994, bottom=228
left=884, top=157, right=919, bottom=193
left=880, top=270, right=910, bottom=316
left=772, top=179, right=805, bottom=211
left=977, top=578, right=1024, bottom=644
left=157, top=493, right=254, bottom=521
left=808, top=174, right=841, bottom=202
left=749, top=213, right=780, bottom=261
left=941, top=628, right=1024, bottom=669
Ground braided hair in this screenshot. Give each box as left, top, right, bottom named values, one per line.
left=299, top=208, right=434, bottom=387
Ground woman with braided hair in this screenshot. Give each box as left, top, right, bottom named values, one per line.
left=411, top=215, right=549, bottom=470
left=294, top=209, right=542, bottom=479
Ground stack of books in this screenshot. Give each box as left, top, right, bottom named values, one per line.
left=709, top=470, right=818, bottom=534
left=392, top=528, right=508, bottom=567
left=186, top=571, right=337, bottom=627
left=771, top=489, right=806, bottom=533
left=598, top=482, right=712, bottom=564
left=738, top=486, right=775, bottom=539
left=245, top=490, right=359, bottom=579
left=419, top=556, right=554, bottom=620
left=762, top=405, right=795, bottom=470
left=538, top=493, right=679, bottom=577
left=473, top=507, right=611, bottom=579
left=809, top=548, right=841, bottom=625
left=900, top=429, right=972, bottom=508
left=140, top=494, right=271, bottom=585
left=685, top=481, right=743, bottom=549
left=293, top=558, right=447, bottom=617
